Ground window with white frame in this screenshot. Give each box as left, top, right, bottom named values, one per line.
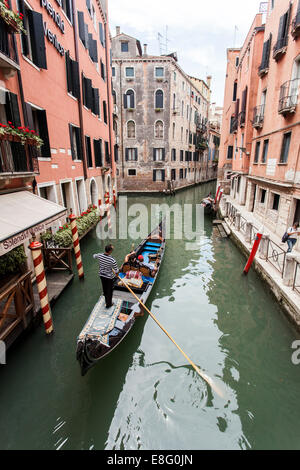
left=155, top=67, right=164, bottom=78
left=125, top=67, right=134, bottom=78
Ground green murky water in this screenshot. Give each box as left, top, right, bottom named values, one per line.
left=1, top=183, right=300, bottom=450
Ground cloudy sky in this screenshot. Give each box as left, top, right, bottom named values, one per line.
left=109, top=0, right=266, bottom=106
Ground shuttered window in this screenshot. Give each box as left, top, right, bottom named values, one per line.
left=275, top=6, right=291, bottom=51
left=153, top=170, right=165, bottom=182
left=62, top=0, right=73, bottom=22
left=99, top=22, right=105, bottom=47
left=254, top=141, right=261, bottom=163
left=105, top=141, right=110, bottom=163
left=153, top=148, right=165, bottom=161
left=94, top=139, right=103, bottom=167
left=65, top=52, right=80, bottom=99
left=88, top=33, right=98, bottom=62
left=21, top=7, right=47, bottom=69
left=180, top=150, right=184, bottom=161
left=259, top=34, right=272, bottom=73
left=280, top=132, right=291, bottom=163
left=125, top=148, right=138, bottom=161
left=69, top=124, right=83, bottom=161
left=84, top=136, right=92, bottom=167
left=103, top=101, right=107, bottom=123
left=227, top=146, right=233, bottom=160
left=171, top=149, right=176, bottom=161
left=100, top=60, right=106, bottom=81
left=78, top=11, right=89, bottom=49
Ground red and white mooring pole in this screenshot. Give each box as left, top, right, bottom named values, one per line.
left=243, top=232, right=263, bottom=275
left=214, top=185, right=221, bottom=204
left=113, top=188, right=117, bottom=210
left=105, top=191, right=112, bottom=230
left=217, top=189, right=224, bottom=204
left=29, top=241, right=54, bottom=335
left=98, top=198, right=103, bottom=222
left=69, top=214, right=84, bottom=280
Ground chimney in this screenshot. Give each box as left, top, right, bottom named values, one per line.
left=143, top=44, right=148, bottom=56
left=206, top=75, right=212, bottom=89
left=116, top=26, right=120, bottom=36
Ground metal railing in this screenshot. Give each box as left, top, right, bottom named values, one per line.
left=293, top=261, right=300, bottom=295
left=240, top=216, right=248, bottom=236
left=266, top=238, right=287, bottom=277
left=273, top=36, right=288, bottom=57
left=230, top=117, right=238, bottom=134
left=278, top=79, right=300, bottom=113
left=252, top=105, right=265, bottom=128
left=239, top=111, right=246, bottom=127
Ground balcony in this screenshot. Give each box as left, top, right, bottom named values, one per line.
left=0, top=140, right=39, bottom=177
left=230, top=117, right=238, bottom=134
left=252, top=105, right=265, bottom=129
left=278, top=79, right=299, bottom=116
left=196, top=123, right=207, bottom=134
left=291, top=11, right=300, bottom=39
left=273, top=37, right=288, bottom=62
left=239, top=111, right=246, bottom=127
left=196, top=138, right=208, bottom=151
left=0, top=18, right=19, bottom=79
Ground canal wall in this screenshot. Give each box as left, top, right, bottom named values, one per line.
left=219, top=198, right=300, bottom=332
left=118, top=178, right=217, bottom=195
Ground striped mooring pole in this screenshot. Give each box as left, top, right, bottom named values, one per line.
left=113, top=188, right=117, bottom=210
left=98, top=198, right=103, bottom=222
left=105, top=191, right=112, bottom=230
left=29, top=240, right=54, bottom=335
left=69, top=214, right=84, bottom=280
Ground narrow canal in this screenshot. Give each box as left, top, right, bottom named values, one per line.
left=1, top=183, right=300, bottom=450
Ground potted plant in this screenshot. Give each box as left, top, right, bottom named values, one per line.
left=0, top=0, right=27, bottom=34
left=0, top=122, right=44, bottom=148
left=0, top=246, right=28, bottom=279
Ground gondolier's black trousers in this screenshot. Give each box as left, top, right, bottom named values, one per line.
left=100, top=276, right=114, bottom=308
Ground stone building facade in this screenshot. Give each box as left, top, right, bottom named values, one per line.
left=218, top=0, right=300, bottom=242
left=111, top=28, right=217, bottom=193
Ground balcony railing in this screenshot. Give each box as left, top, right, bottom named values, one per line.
left=0, top=17, right=19, bottom=78
left=239, top=111, right=246, bottom=127
left=196, top=122, right=207, bottom=134
left=0, top=141, right=39, bottom=175
left=273, top=36, right=288, bottom=61
left=252, top=105, right=265, bottom=128
left=278, top=79, right=300, bottom=115
left=291, top=11, right=300, bottom=39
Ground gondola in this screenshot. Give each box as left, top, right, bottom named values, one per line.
left=76, top=221, right=166, bottom=376
left=201, top=197, right=216, bottom=215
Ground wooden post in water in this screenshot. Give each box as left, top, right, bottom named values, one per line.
left=29, top=240, right=54, bottom=334
left=69, top=214, right=84, bottom=280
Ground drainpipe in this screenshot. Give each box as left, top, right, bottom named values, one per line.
left=71, top=0, right=87, bottom=181
left=104, top=22, right=115, bottom=181
left=119, top=61, right=125, bottom=180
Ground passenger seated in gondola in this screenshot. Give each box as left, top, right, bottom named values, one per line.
left=137, top=255, right=158, bottom=277
left=124, top=251, right=139, bottom=267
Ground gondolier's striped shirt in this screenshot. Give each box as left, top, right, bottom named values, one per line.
left=93, top=253, right=119, bottom=279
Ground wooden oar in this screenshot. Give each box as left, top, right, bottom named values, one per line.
left=114, top=271, right=224, bottom=398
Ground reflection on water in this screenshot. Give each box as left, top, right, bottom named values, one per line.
left=0, top=183, right=300, bottom=450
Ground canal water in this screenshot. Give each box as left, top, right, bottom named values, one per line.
left=1, top=182, right=300, bottom=450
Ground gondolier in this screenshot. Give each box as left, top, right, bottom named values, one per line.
left=93, top=245, right=119, bottom=308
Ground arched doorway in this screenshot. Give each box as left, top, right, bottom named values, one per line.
left=90, top=179, right=98, bottom=207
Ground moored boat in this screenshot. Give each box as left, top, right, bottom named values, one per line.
left=76, top=221, right=166, bottom=376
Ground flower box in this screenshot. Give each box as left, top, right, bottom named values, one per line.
left=0, top=2, right=26, bottom=35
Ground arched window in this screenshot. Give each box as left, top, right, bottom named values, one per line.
left=124, top=89, right=135, bottom=109
left=155, top=120, right=164, bottom=139
left=155, top=90, right=164, bottom=109
left=127, top=120, right=136, bottom=138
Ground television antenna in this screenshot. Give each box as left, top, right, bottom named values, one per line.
left=157, top=25, right=169, bottom=55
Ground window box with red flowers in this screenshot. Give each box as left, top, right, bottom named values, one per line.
left=0, top=122, right=44, bottom=148
left=0, top=0, right=26, bottom=34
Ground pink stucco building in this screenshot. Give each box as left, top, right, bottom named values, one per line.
left=218, top=0, right=300, bottom=238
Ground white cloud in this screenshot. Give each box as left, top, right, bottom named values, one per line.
left=108, top=0, right=264, bottom=104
